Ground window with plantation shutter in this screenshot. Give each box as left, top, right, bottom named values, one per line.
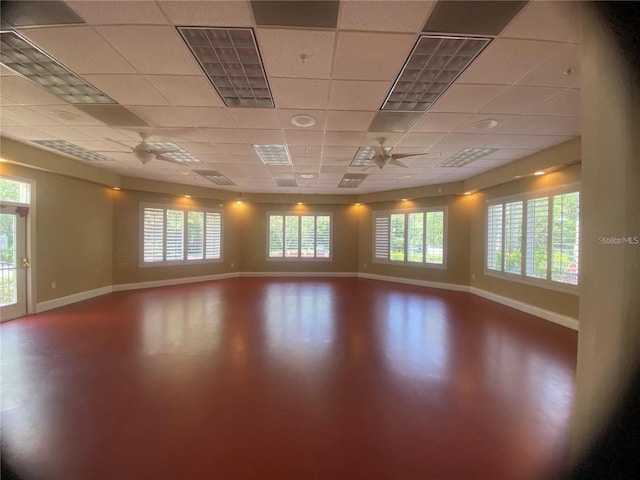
left=485, top=186, right=579, bottom=289
left=373, top=207, right=446, bottom=267
left=267, top=213, right=331, bottom=260
left=141, top=203, right=222, bottom=266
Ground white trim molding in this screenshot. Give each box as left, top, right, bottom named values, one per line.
left=36, top=285, right=113, bottom=313
left=239, top=271, right=357, bottom=278
left=358, top=272, right=469, bottom=292
left=112, top=272, right=239, bottom=292
left=470, top=286, right=579, bottom=331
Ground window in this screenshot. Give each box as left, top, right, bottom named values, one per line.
left=141, top=203, right=222, bottom=266
left=486, top=188, right=579, bottom=287
left=268, top=213, right=331, bottom=260
left=374, top=208, right=446, bottom=266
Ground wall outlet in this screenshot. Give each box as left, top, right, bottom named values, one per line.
left=51, top=281, right=56, bottom=289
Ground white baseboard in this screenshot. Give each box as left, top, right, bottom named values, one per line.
left=358, top=272, right=470, bottom=292
left=112, top=272, right=239, bottom=292
left=470, top=286, right=579, bottom=331
left=239, top=271, right=358, bottom=278
left=36, top=285, right=113, bottom=313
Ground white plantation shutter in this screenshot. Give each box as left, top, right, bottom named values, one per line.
left=407, top=212, right=424, bottom=263
left=374, top=214, right=390, bottom=261
left=267, top=213, right=331, bottom=259
left=487, top=204, right=503, bottom=271
left=301, top=216, right=315, bottom=257
left=526, top=197, right=549, bottom=279
left=316, top=216, right=330, bottom=258
left=504, top=201, right=523, bottom=274
left=269, top=215, right=284, bottom=258
left=205, top=212, right=222, bottom=259
left=143, top=207, right=164, bottom=262
left=425, top=211, right=444, bottom=265
left=285, top=215, right=299, bottom=257
left=551, top=192, right=580, bottom=285
left=141, top=204, right=222, bottom=265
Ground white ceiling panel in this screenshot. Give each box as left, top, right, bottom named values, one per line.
left=323, top=131, right=366, bottom=147
left=1, top=106, right=61, bottom=126
left=481, top=86, right=564, bottom=115
left=531, top=89, right=580, bottom=116
left=3, top=126, right=57, bottom=141
left=333, top=32, right=416, bottom=81
left=284, top=130, right=325, bottom=146
left=200, top=129, right=247, bottom=144
left=329, top=80, right=391, bottom=111
left=277, top=109, right=327, bottom=131
left=411, top=113, right=470, bottom=133
left=95, top=26, right=201, bottom=75
left=175, top=142, right=220, bottom=155
left=29, top=125, right=96, bottom=141
left=270, top=78, right=331, bottom=110
left=322, top=146, right=358, bottom=158
left=144, top=76, right=224, bottom=107
left=242, top=129, right=286, bottom=145
left=67, top=1, right=168, bottom=25
left=127, top=106, right=193, bottom=127
left=457, top=39, right=565, bottom=86
left=83, top=75, right=169, bottom=106
left=257, top=29, right=335, bottom=79
left=518, top=44, right=581, bottom=88
left=453, top=114, right=519, bottom=134
left=325, top=111, right=376, bottom=132
left=362, top=132, right=405, bottom=146
left=20, top=26, right=136, bottom=74
left=26, top=106, right=104, bottom=126
left=496, top=116, right=580, bottom=136
left=480, top=148, right=540, bottom=162
left=428, top=133, right=488, bottom=154
left=289, top=145, right=323, bottom=157
left=228, top=108, right=280, bottom=129
left=339, top=0, right=435, bottom=33
left=429, top=84, right=507, bottom=113
left=396, top=132, right=446, bottom=148
left=158, top=1, right=253, bottom=26
left=176, top=107, right=236, bottom=128
left=501, top=1, right=581, bottom=44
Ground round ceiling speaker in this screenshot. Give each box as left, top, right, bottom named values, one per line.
left=473, top=119, right=499, bottom=130
left=290, top=114, right=316, bottom=128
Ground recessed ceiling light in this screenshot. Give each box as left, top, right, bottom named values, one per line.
left=399, top=175, right=412, bottom=179
left=401, top=198, right=409, bottom=202
left=178, top=27, right=274, bottom=108
left=464, top=191, right=472, bottom=195
left=50, top=109, right=83, bottom=122
left=33, top=140, right=114, bottom=162
left=179, top=170, right=191, bottom=176
left=534, top=170, right=546, bottom=176
left=297, top=202, right=303, bottom=205
left=299, top=173, right=316, bottom=179
left=112, top=187, right=121, bottom=191
left=382, top=35, right=491, bottom=112
left=338, top=173, right=367, bottom=188
left=290, top=114, right=316, bottom=128
left=0, top=31, right=115, bottom=105
left=473, top=119, right=498, bottom=130
left=436, top=148, right=498, bottom=167
left=355, top=203, right=361, bottom=206
left=254, top=144, right=291, bottom=165
left=184, top=195, right=192, bottom=198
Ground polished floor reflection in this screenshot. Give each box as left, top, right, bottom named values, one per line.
left=0, top=278, right=577, bottom=479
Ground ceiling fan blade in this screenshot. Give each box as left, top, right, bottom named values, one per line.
left=155, top=154, right=185, bottom=165
left=391, top=152, right=429, bottom=160
left=150, top=148, right=179, bottom=155
left=104, top=137, right=134, bottom=151
left=389, top=158, right=409, bottom=168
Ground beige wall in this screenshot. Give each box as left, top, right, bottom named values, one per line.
left=358, top=195, right=470, bottom=286
left=2, top=162, right=113, bottom=303
left=468, top=164, right=582, bottom=318
left=112, top=189, right=239, bottom=285
left=237, top=202, right=359, bottom=273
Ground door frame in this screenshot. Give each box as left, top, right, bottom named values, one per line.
left=0, top=174, right=36, bottom=319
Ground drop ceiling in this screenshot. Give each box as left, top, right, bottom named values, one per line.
left=0, top=0, right=581, bottom=195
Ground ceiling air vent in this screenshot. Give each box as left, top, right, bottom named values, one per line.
left=435, top=148, right=498, bottom=167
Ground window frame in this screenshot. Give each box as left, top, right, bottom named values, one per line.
left=372, top=206, right=448, bottom=269
left=266, top=212, right=333, bottom=261
left=139, top=202, right=223, bottom=268
left=484, top=183, right=580, bottom=293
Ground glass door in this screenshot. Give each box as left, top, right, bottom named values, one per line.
left=1, top=205, right=28, bottom=320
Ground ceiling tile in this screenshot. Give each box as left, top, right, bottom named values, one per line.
left=428, top=133, right=488, bottom=154
left=242, top=129, right=286, bottom=144
left=362, top=132, right=405, bottom=146
left=323, top=131, right=366, bottom=147
left=325, top=111, right=377, bottom=131
left=288, top=145, right=323, bottom=157
left=26, top=105, right=105, bottom=125
left=339, top=0, right=435, bottom=33
left=199, top=154, right=259, bottom=164
left=329, top=80, right=391, bottom=111
left=200, top=129, right=246, bottom=144
left=0, top=75, right=67, bottom=105
left=3, top=126, right=56, bottom=141
left=291, top=156, right=322, bottom=166
left=67, top=1, right=168, bottom=25
left=492, top=135, right=574, bottom=150
left=531, top=89, right=580, bottom=116
left=144, top=75, right=224, bottom=107
left=411, top=112, right=471, bottom=133
left=171, top=142, right=219, bottom=154
left=228, top=108, right=280, bottom=129
left=270, top=78, right=330, bottom=109
left=256, top=29, right=335, bottom=79
left=368, top=111, right=423, bottom=133
left=496, top=116, right=580, bottom=136
left=69, top=126, right=138, bottom=143
left=212, top=144, right=257, bottom=156
left=457, top=39, right=565, bottom=86
left=127, top=106, right=193, bottom=127
left=1, top=106, right=61, bottom=126
left=95, top=26, right=201, bottom=75
left=518, top=45, right=580, bottom=88
left=321, top=146, right=358, bottom=158
left=284, top=130, right=324, bottom=146
left=83, top=75, right=169, bottom=106
left=26, top=125, right=96, bottom=141
left=480, top=148, right=540, bottom=162
left=19, top=26, right=136, bottom=74
left=176, top=107, right=237, bottom=128
left=453, top=114, right=518, bottom=134
left=396, top=132, right=445, bottom=148
left=501, top=1, right=580, bottom=43
left=158, top=1, right=253, bottom=26
left=277, top=109, right=327, bottom=131
left=251, top=1, right=339, bottom=28
left=333, top=32, right=416, bottom=81
left=76, top=105, right=149, bottom=127
left=481, top=86, right=564, bottom=115
left=429, top=84, right=507, bottom=113
left=470, top=134, right=528, bottom=149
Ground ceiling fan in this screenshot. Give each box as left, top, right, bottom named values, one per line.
left=365, top=138, right=429, bottom=170
left=105, top=132, right=181, bottom=165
